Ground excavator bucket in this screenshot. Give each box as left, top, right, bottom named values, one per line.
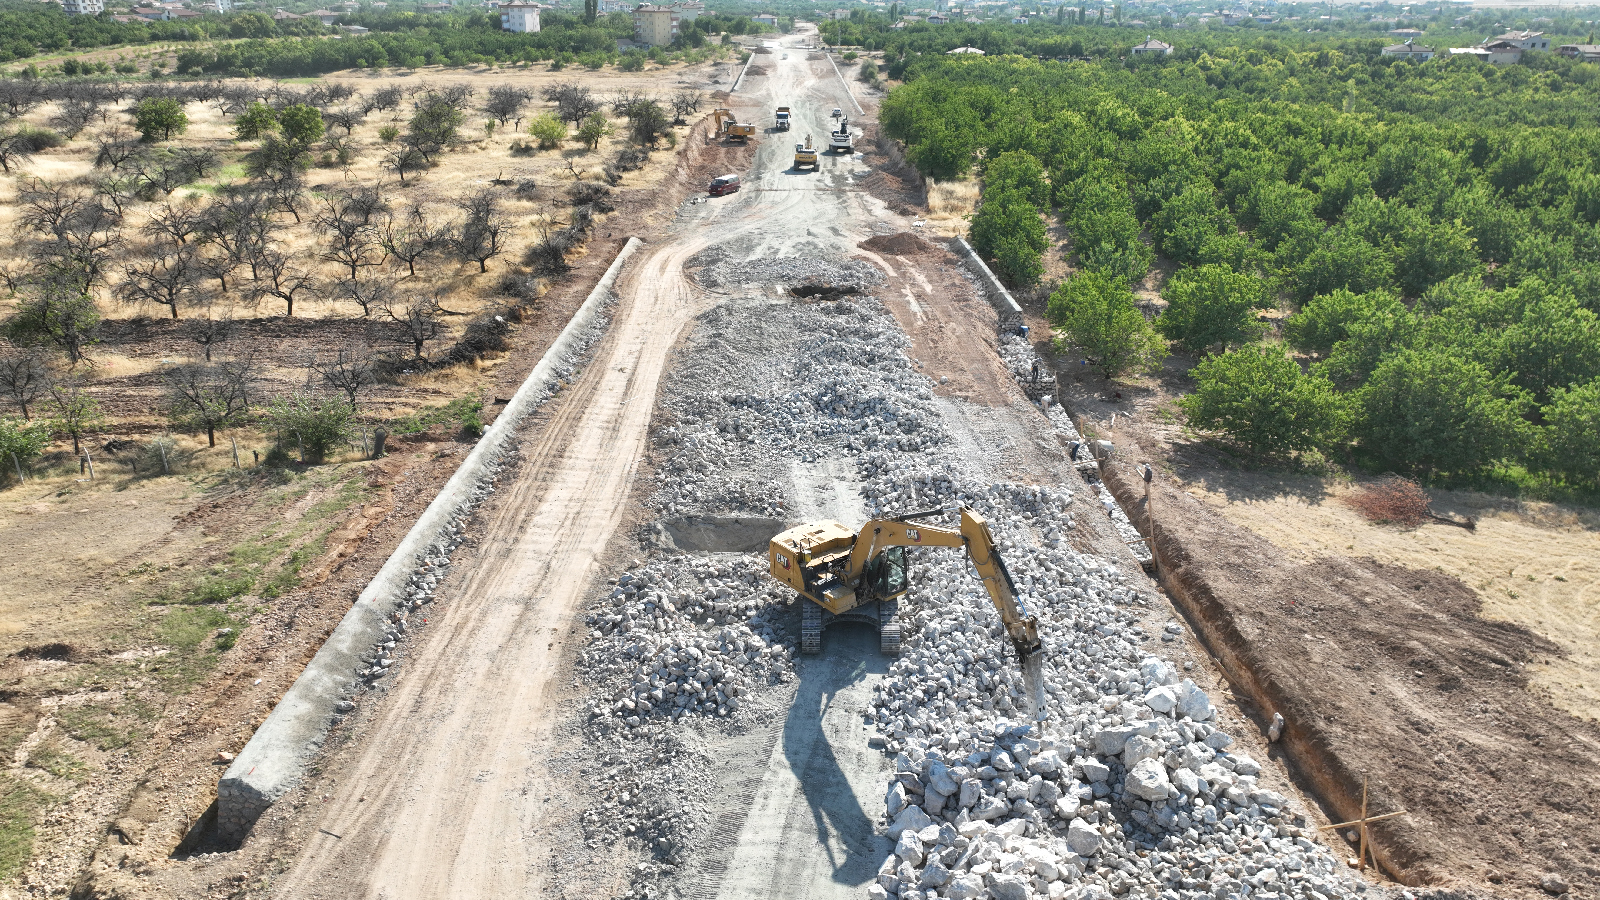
left=1022, top=652, right=1047, bottom=722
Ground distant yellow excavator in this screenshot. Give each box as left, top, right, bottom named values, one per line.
left=712, top=108, right=757, bottom=143
left=768, top=506, right=1048, bottom=720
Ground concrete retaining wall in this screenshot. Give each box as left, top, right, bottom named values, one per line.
left=824, top=50, right=865, bottom=114
left=216, top=237, right=644, bottom=841
left=731, top=48, right=757, bottom=93
left=951, top=236, right=1024, bottom=331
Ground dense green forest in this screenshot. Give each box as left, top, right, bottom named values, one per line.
left=880, top=42, right=1600, bottom=489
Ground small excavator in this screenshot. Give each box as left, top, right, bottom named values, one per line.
left=712, top=108, right=757, bottom=143
left=768, top=506, right=1048, bottom=720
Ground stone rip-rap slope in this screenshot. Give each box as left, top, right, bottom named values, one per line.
left=567, top=277, right=1364, bottom=900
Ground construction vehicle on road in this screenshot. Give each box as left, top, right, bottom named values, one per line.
left=767, top=506, right=1048, bottom=720
left=713, top=108, right=757, bottom=143
left=794, top=134, right=818, bottom=170
left=775, top=106, right=792, bottom=131
left=828, top=115, right=853, bottom=153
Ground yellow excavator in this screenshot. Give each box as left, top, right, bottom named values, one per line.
left=794, top=134, right=818, bottom=170
left=712, top=108, right=757, bottom=143
left=768, top=506, right=1048, bottom=720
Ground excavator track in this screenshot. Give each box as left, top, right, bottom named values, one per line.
left=799, top=601, right=822, bottom=655
left=879, top=623, right=902, bottom=656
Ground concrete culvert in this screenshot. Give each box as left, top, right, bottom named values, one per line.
left=656, top=516, right=786, bottom=553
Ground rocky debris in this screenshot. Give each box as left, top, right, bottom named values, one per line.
left=685, top=249, right=884, bottom=290
left=1541, top=874, right=1570, bottom=895
left=578, top=554, right=796, bottom=736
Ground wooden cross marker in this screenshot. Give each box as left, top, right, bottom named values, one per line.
left=1317, top=776, right=1407, bottom=874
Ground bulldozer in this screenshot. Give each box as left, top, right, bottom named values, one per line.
left=794, top=134, right=818, bottom=170
left=768, top=506, right=1048, bottom=720
left=712, top=108, right=757, bottom=143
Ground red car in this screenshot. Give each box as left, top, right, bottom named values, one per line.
left=709, top=173, right=741, bottom=196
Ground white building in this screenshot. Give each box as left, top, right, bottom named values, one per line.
left=214, top=0, right=234, bottom=12
left=1381, top=40, right=1433, bottom=60
left=500, top=2, right=543, bottom=31
left=63, top=0, right=106, bottom=14
left=1488, top=29, right=1548, bottom=50
left=1131, top=37, right=1173, bottom=55
left=670, top=1, right=703, bottom=21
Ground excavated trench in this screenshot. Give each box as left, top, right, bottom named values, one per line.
left=652, top=516, right=788, bottom=553
left=1095, top=458, right=1425, bottom=885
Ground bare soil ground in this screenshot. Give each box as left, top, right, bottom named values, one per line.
left=0, top=58, right=741, bottom=899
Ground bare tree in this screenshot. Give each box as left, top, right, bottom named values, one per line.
left=47, top=376, right=105, bottom=455
left=434, top=83, right=475, bottom=108
left=164, top=357, right=255, bottom=447
left=484, top=85, right=531, bottom=126
left=0, top=344, right=50, bottom=419
left=183, top=312, right=233, bottom=362
left=91, top=126, right=142, bottom=171
left=117, top=242, right=202, bottom=320
left=544, top=82, right=601, bottom=128
left=316, top=188, right=389, bottom=279
left=380, top=205, right=442, bottom=277
left=381, top=144, right=428, bottom=184
left=453, top=189, right=509, bottom=273
left=332, top=274, right=395, bottom=318
left=669, top=89, right=704, bottom=123
left=0, top=130, right=35, bottom=175
left=323, top=106, right=367, bottom=137
left=5, top=276, right=102, bottom=365
left=93, top=174, right=141, bottom=218
left=143, top=197, right=205, bottom=246
left=249, top=250, right=319, bottom=317
left=18, top=180, right=123, bottom=293
left=50, top=97, right=100, bottom=138
left=305, top=346, right=375, bottom=409
left=0, top=79, right=47, bottom=118
left=381, top=297, right=445, bottom=359
left=364, top=84, right=403, bottom=114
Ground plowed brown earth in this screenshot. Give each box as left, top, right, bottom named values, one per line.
left=1093, top=443, right=1600, bottom=899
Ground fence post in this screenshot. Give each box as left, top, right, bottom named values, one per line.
left=12, top=452, right=24, bottom=483
left=231, top=435, right=240, bottom=469
left=84, top=452, right=95, bottom=480
left=159, top=441, right=169, bottom=475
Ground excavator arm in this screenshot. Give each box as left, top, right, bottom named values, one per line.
left=846, top=507, right=1047, bottom=719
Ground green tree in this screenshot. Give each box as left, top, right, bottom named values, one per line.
left=1283, top=288, right=1406, bottom=356
left=1152, top=183, right=1235, bottom=267
left=1287, top=231, right=1394, bottom=307
left=408, top=97, right=464, bottom=163
left=1046, top=271, right=1167, bottom=378
left=234, top=101, right=279, bottom=141
left=277, top=103, right=325, bottom=148
left=983, top=151, right=1048, bottom=208
left=1180, top=347, right=1344, bottom=457
left=47, top=379, right=106, bottom=455
left=132, top=97, right=187, bottom=142
left=0, top=416, right=48, bottom=481
left=262, top=392, right=353, bottom=464
left=6, top=285, right=102, bottom=365
left=528, top=113, right=567, bottom=150
left=970, top=192, right=1046, bottom=287
left=1156, top=263, right=1272, bottom=354
left=1394, top=219, right=1479, bottom=298
left=1538, top=379, right=1600, bottom=486
left=577, top=112, right=614, bottom=150
left=1490, top=290, right=1600, bottom=405
left=1355, top=349, right=1531, bottom=475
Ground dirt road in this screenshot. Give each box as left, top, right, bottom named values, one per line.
left=269, top=33, right=878, bottom=900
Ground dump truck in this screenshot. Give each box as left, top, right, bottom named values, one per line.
left=712, top=108, right=757, bottom=143
left=767, top=505, right=1048, bottom=720
left=794, top=134, right=818, bottom=170
left=775, top=106, right=792, bottom=131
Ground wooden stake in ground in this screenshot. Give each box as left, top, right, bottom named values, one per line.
left=1359, top=777, right=1368, bottom=872
left=1317, top=778, right=1407, bottom=875
left=11, top=451, right=23, bottom=483
left=231, top=435, right=240, bottom=469
left=83, top=452, right=95, bottom=480
left=159, top=440, right=169, bottom=475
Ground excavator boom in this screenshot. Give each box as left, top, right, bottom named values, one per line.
left=768, top=506, right=1048, bottom=720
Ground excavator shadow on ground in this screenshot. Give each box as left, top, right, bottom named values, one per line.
left=783, top=620, right=895, bottom=891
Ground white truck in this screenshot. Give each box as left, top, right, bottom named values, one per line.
left=775, top=106, right=792, bottom=131
left=828, top=115, right=853, bottom=153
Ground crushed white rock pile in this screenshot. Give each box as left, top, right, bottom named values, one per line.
left=570, top=280, right=1357, bottom=900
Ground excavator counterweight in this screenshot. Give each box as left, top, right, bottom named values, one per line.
left=768, top=506, right=1048, bottom=720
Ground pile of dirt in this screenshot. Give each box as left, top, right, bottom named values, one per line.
left=744, top=65, right=770, bottom=76
left=858, top=232, right=934, bottom=256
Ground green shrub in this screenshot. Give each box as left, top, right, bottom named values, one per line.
left=1156, top=263, right=1272, bottom=355
left=261, top=393, right=353, bottom=464
left=970, top=190, right=1046, bottom=288
left=528, top=113, right=566, bottom=150
left=1537, top=379, right=1600, bottom=486
left=132, top=97, right=187, bottom=142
